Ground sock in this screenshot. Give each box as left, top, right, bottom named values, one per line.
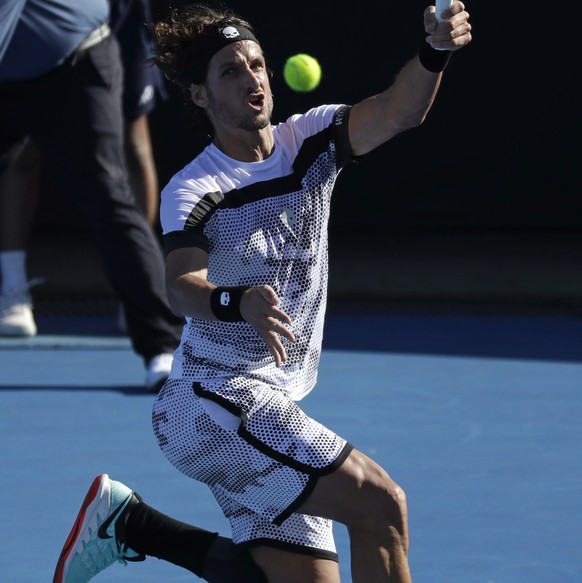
left=123, top=496, right=267, bottom=582
left=0, top=250, right=28, bottom=293
left=202, top=536, right=268, bottom=583
left=123, top=496, right=216, bottom=576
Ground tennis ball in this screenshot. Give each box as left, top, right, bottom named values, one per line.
left=283, top=54, right=321, bottom=92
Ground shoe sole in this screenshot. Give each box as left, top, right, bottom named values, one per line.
left=52, top=474, right=111, bottom=583
left=0, top=324, right=37, bottom=337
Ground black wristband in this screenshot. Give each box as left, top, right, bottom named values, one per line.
left=210, top=286, right=250, bottom=322
left=418, top=42, right=451, bottom=73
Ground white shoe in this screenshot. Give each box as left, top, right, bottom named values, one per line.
left=0, top=287, right=37, bottom=337
left=145, top=353, right=173, bottom=393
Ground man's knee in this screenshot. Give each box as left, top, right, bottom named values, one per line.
left=363, top=476, right=407, bottom=530
left=344, top=451, right=408, bottom=533
left=299, top=449, right=409, bottom=535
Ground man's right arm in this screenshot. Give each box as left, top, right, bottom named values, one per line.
left=165, top=247, right=296, bottom=367
left=165, top=246, right=214, bottom=320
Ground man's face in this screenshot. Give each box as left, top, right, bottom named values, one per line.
left=200, top=40, right=273, bottom=133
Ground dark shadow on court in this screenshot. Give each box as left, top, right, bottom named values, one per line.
left=0, top=385, right=146, bottom=395
left=323, top=308, right=582, bottom=363
left=27, top=308, right=582, bottom=363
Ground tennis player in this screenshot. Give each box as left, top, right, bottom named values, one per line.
left=54, top=2, right=472, bottom=581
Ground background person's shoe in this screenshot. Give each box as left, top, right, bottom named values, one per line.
left=0, top=285, right=38, bottom=337
left=145, top=353, right=173, bottom=393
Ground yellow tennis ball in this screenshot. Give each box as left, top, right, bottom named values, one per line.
left=283, top=53, right=321, bottom=92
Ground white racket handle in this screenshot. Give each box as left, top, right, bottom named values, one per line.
left=435, top=0, right=453, bottom=22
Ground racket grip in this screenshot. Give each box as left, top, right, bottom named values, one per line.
left=435, top=0, right=453, bottom=22
left=432, top=0, right=453, bottom=52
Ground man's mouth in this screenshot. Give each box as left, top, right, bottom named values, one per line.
left=248, top=93, right=264, bottom=111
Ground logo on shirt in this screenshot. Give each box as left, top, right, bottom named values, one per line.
left=280, top=208, right=296, bottom=231
left=139, top=85, right=155, bottom=106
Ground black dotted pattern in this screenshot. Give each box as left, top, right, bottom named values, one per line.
left=156, top=105, right=354, bottom=553
left=153, top=377, right=346, bottom=553
left=160, top=104, right=352, bottom=401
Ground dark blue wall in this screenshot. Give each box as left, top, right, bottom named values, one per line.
left=37, top=0, right=581, bottom=232
left=148, top=0, right=580, bottom=230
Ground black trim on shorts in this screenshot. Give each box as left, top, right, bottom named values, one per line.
left=194, top=381, right=350, bottom=477
left=274, top=474, right=318, bottom=526
left=193, top=382, right=355, bottom=526
left=237, top=538, right=339, bottom=562
left=238, top=424, right=353, bottom=477
left=274, top=441, right=354, bottom=526
left=193, top=382, right=249, bottom=424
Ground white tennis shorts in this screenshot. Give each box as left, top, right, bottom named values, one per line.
left=152, top=377, right=352, bottom=559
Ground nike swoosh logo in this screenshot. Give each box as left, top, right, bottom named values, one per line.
left=97, top=495, right=130, bottom=540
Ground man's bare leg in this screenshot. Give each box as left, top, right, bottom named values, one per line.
left=252, top=449, right=412, bottom=583
left=304, top=449, right=412, bottom=582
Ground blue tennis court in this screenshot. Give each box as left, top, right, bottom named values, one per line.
left=1, top=308, right=581, bottom=582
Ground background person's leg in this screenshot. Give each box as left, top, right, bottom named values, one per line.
left=124, top=114, right=160, bottom=227
left=0, top=137, right=43, bottom=336
left=0, top=138, right=41, bottom=255
left=30, top=36, right=182, bottom=365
